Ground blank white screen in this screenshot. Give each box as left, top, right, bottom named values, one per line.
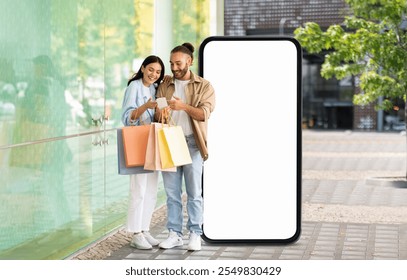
left=202, top=39, right=299, bottom=241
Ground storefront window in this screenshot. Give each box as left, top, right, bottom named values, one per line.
left=0, top=0, right=211, bottom=259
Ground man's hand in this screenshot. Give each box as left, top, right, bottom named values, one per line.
left=168, top=96, right=205, bottom=121
left=168, top=96, right=186, bottom=111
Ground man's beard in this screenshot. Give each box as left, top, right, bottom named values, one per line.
left=172, top=67, right=188, bottom=79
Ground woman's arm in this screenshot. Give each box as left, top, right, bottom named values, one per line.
left=122, top=82, right=156, bottom=125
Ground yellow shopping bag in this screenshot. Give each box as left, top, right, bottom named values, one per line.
left=158, top=125, right=192, bottom=168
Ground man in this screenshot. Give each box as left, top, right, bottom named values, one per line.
left=156, top=42, right=215, bottom=251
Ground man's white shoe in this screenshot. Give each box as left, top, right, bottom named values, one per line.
left=159, top=231, right=183, bottom=249
left=130, top=233, right=152, bottom=250
left=187, top=232, right=201, bottom=251
left=143, top=231, right=159, bottom=246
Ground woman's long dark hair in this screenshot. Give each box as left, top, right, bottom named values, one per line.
left=127, top=55, right=165, bottom=87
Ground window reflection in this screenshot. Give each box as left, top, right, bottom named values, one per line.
left=0, top=58, right=17, bottom=117
left=0, top=0, right=210, bottom=259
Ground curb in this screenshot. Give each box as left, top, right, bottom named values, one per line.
left=365, top=176, right=407, bottom=188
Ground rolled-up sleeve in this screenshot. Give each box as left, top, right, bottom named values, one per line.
left=199, top=82, right=215, bottom=122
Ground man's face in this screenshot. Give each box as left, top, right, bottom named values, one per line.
left=170, top=52, right=191, bottom=80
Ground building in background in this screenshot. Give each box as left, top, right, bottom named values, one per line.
left=223, top=0, right=405, bottom=131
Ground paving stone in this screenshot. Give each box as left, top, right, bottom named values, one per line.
left=189, top=250, right=217, bottom=257
left=219, top=251, right=249, bottom=258
left=249, top=253, right=276, bottom=260
left=125, top=253, right=155, bottom=260
left=70, top=131, right=407, bottom=261
left=155, top=254, right=186, bottom=260
left=185, top=256, right=211, bottom=260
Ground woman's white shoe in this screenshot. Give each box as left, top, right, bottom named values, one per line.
left=142, top=231, right=159, bottom=246
left=130, top=233, right=152, bottom=250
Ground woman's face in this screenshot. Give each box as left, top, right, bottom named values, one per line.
left=141, top=62, right=162, bottom=86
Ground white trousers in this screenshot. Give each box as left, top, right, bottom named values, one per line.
left=126, top=172, right=159, bottom=233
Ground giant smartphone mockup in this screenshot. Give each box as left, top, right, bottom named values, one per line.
left=199, top=36, right=301, bottom=244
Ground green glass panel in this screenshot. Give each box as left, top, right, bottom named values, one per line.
left=104, top=131, right=129, bottom=228
left=0, top=0, right=210, bottom=260
left=0, top=134, right=106, bottom=259
left=0, top=0, right=107, bottom=147
left=0, top=129, right=165, bottom=260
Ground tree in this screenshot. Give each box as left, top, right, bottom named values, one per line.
left=294, top=0, right=407, bottom=180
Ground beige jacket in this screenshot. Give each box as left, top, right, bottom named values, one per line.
left=156, top=71, right=215, bottom=160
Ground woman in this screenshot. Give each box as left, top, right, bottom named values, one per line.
left=121, top=55, right=164, bottom=249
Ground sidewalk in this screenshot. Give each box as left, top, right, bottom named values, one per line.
left=72, top=130, right=407, bottom=260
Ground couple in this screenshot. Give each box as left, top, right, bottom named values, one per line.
left=121, top=43, right=215, bottom=251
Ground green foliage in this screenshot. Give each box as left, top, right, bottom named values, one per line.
left=172, top=0, right=210, bottom=72
left=173, top=0, right=209, bottom=46
left=294, top=0, right=407, bottom=109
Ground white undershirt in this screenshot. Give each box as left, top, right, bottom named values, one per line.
left=142, top=84, right=150, bottom=97
left=172, top=79, right=192, bottom=136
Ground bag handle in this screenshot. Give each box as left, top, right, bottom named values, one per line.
left=161, top=108, right=176, bottom=127
left=129, top=108, right=145, bottom=126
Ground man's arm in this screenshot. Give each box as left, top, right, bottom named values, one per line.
left=168, top=96, right=205, bottom=121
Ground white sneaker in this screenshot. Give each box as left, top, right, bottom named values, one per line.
left=142, top=231, right=159, bottom=246
left=159, top=231, right=183, bottom=249
left=130, top=233, right=152, bottom=250
left=187, top=232, right=201, bottom=251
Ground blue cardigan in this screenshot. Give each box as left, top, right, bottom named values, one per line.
left=121, top=79, right=156, bottom=126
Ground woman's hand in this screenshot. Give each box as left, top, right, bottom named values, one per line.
left=145, top=98, right=157, bottom=109
left=163, top=75, right=172, bottom=83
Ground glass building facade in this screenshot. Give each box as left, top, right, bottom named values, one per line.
left=0, top=0, right=219, bottom=259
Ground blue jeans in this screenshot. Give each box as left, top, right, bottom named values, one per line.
left=162, top=135, right=203, bottom=236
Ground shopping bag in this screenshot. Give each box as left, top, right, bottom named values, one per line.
left=157, top=127, right=174, bottom=169
left=117, top=129, right=153, bottom=175
left=122, top=124, right=150, bottom=167
left=144, top=123, right=176, bottom=172
left=158, top=125, right=192, bottom=168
